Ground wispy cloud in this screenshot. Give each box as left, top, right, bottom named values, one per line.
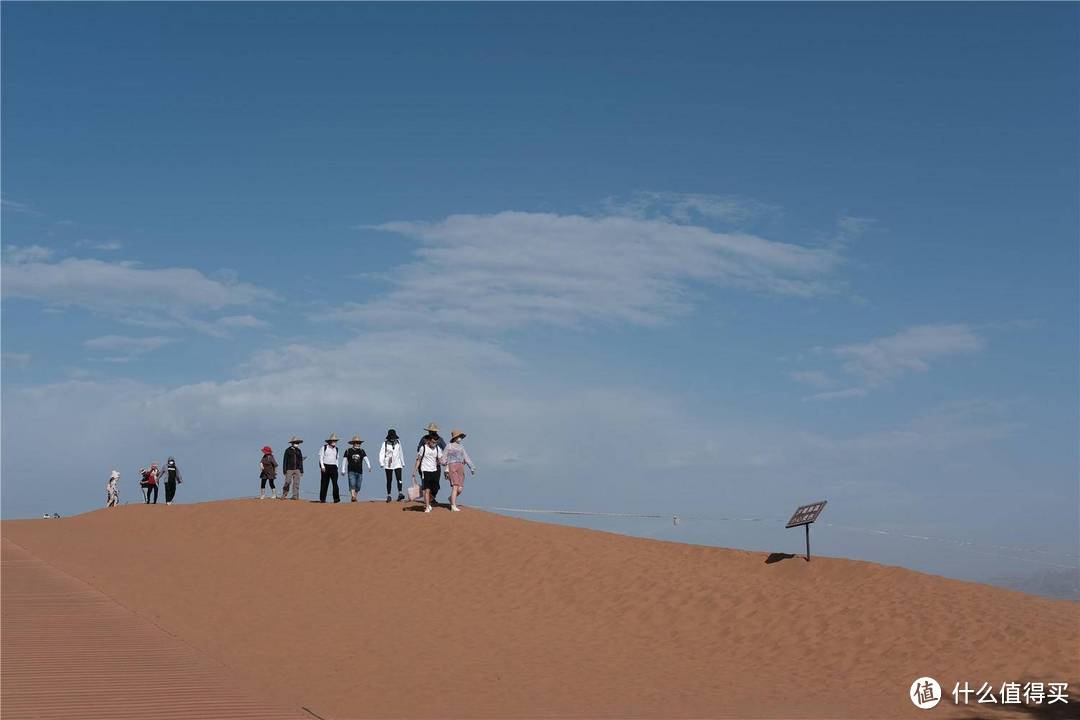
left=601, top=192, right=781, bottom=226
left=802, top=324, right=984, bottom=401
left=789, top=370, right=836, bottom=388
left=835, top=324, right=983, bottom=385
left=805, top=387, right=868, bottom=402
left=1, top=256, right=273, bottom=332
left=3, top=245, right=55, bottom=264
left=75, top=239, right=123, bottom=252
left=342, top=209, right=842, bottom=331
left=1, top=352, right=32, bottom=369
left=217, top=314, right=268, bottom=329
left=84, top=335, right=175, bottom=357
left=0, top=197, right=43, bottom=216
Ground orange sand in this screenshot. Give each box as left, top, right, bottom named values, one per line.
left=2, top=500, right=1077, bottom=718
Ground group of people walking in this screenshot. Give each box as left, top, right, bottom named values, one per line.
left=106, top=457, right=183, bottom=507
left=103, top=423, right=475, bottom=513
left=258, top=423, right=476, bottom=512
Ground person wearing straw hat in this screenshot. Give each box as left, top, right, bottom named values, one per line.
left=341, top=435, right=372, bottom=502
left=379, top=429, right=406, bottom=502
left=281, top=436, right=304, bottom=500
left=413, top=432, right=444, bottom=513
left=106, top=470, right=120, bottom=508
left=319, top=433, right=342, bottom=503
left=259, top=446, right=278, bottom=500
left=416, top=422, right=446, bottom=452
left=440, top=429, right=476, bottom=512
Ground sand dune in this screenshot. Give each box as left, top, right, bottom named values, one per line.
left=2, top=499, right=1077, bottom=719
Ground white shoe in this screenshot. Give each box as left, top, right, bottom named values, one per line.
left=451, top=505, right=460, bottom=512
left=166, top=501, right=172, bottom=506
left=424, top=505, right=432, bottom=513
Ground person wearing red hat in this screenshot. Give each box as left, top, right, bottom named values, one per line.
left=259, top=445, right=278, bottom=500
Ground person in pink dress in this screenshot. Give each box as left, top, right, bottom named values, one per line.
left=439, top=429, right=476, bottom=512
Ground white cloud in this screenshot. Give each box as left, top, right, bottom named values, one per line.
left=1, top=352, right=32, bottom=369
left=789, top=370, right=836, bottom=388
left=0, top=198, right=43, bottom=216
left=84, top=335, right=175, bottom=356
left=805, top=387, right=868, bottom=402
left=602, top=192, right=780, bottom=226
left=342, top=210, right=841, bottom=330
left=75, top=239, right=123, bottom=252
left=1, top=257, right=273, bottom=330
left=217, top=315, right=268, bottom=329
left=801, top=324, right=984, bottom=401
left=3, top=245, right=55, bottom=264
left=834, top=324, right=983, bottom=386
left=835, top=215, right=876, bottom=241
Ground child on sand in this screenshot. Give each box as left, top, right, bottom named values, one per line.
left=106, top=470, right=120, bottom=507
left=259, top=446, right=278, bottom=499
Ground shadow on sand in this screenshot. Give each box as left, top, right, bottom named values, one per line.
left=764, top=552, right=800, bottom=565
left=402, top=501, right=446, bottom=512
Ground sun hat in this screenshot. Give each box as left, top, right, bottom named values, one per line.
left=349, top=435, right=363, bottom=445
left=289, top=435, right=303, bottom=444
left=262, top=446, right=273, bottom=454
left=326, top=433, right=339, bottom=443
left=386, top=429, right=399, bottom=440
left=450, top=429, right=466, bottom=442
left=110, top=470, right=120, bottom=480
left=425, top=422, right=440, bottom=433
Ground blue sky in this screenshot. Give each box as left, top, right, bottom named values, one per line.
left=2, top=3, right=1077, bottom=588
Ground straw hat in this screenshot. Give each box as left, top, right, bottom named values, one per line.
left=386, top=428, right=399, bottom=440
left=349, top=435, right=363, bottom=445
left=326, top=433, right=339, bottom=443
left=262, top=446, right=273, bottom=454
left=289, top=435, right=303, bottom=444
left=424, top=422, right=440, bottom=433
left=450, top=429, right=466, bottom=442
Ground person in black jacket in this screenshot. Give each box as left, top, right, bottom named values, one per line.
left=163, top=456, right=183, bottom=505
left=282, top=435, right=304, bottom=501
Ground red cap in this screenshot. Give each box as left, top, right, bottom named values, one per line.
left=261, top=446, right=272, bottom=454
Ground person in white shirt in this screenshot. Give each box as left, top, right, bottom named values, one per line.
left=413, top=434, right=444, bottom=513
left=319, top=433, right=341, bottom=503
left=379, top=428, right=407, bottom=502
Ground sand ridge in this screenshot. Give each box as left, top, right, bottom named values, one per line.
left=2, top=499, right=1077, bottom=719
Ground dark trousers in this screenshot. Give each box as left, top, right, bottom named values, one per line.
left=260, top=475, right=276, bottom=489
left=320, top=466, right=340, bottom=503
left=385, top=468, right=403, bottom=495
left=143, top=483, right=158, bottom=504
left=165, top=479, right=177, bottom=503
left=421, top=470, right=440, bottom=501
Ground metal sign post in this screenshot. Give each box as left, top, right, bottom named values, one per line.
left=785, top=500, right=827, bottom=561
